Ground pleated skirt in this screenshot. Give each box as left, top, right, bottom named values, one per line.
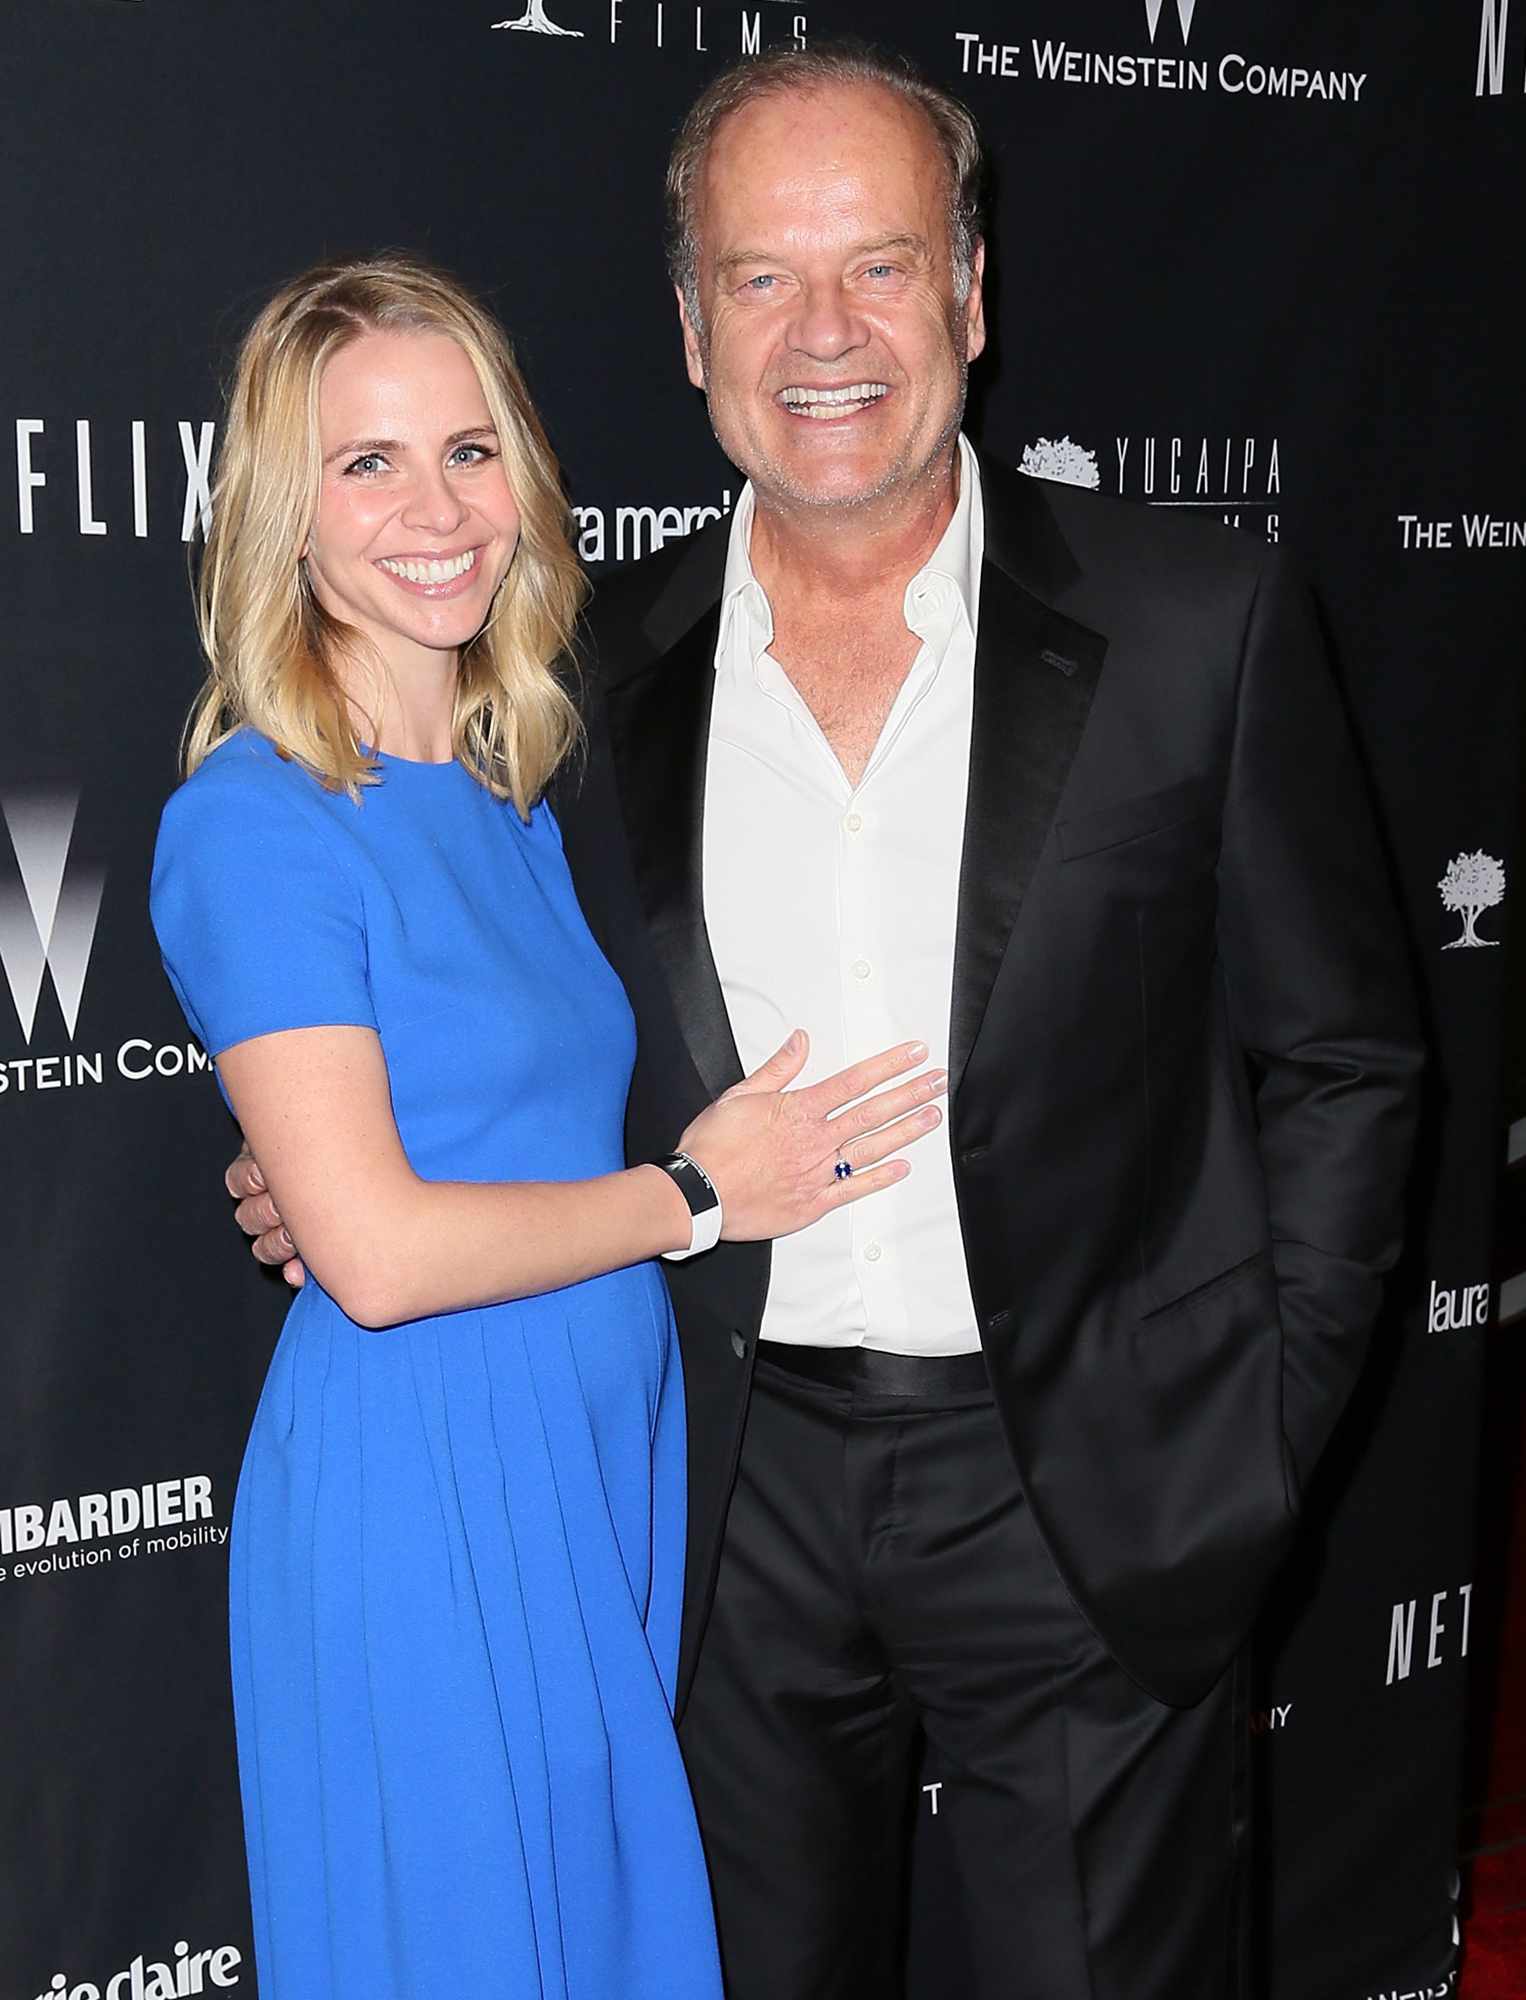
left=230, top=1263, right=722, bottom=2000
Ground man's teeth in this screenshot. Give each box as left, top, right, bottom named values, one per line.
left=780, top=383, right=889, bottom=417
left=378, top=549, right=478, bottom=584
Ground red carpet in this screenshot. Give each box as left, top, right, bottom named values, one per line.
left=1459, top=1340, right=1526, bottom=1998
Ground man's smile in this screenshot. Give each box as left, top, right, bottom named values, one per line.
left=776, top=382, right=892, bottom=420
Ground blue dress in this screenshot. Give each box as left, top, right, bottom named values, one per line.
left=151, top=729, right=721, bottom=2000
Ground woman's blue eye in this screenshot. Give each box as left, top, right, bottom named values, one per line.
left=346, top=453, right=386, bottom=476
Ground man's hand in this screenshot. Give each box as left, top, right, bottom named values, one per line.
left=226, top=1145, right=306, bottom=1288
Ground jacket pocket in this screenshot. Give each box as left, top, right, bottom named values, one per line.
left=1139, top=1249, right=1270, bottom=1324
left=1056, top=777, right=1216, bottom=861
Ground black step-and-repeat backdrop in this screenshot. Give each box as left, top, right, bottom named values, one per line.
left=3, top=4, right=1521, bottom=1996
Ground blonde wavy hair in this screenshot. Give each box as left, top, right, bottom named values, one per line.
left=184, top=254, right=584, bottom=815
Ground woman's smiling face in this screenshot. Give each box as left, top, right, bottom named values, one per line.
left=303, top=329, right=522, bottom=676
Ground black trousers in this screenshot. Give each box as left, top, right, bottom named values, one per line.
left=679, top=1350, right=1251, bottom=2000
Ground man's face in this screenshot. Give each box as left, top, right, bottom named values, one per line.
left=679, top=82, right=985, bottom=517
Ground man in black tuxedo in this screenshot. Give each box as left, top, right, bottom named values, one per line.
left=235, top=40, right=1420, bottom=2000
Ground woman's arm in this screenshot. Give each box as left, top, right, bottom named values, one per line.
left=218, top=1024, right=943, bottom=1328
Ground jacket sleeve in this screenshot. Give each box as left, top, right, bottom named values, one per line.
left=1215, top=548, right=1424, bottom=1491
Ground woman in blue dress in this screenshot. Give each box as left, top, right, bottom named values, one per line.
left=150, top=257, right=944, bottom=2000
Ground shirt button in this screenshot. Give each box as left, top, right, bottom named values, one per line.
left=851, top=958, right=872, bottom=980
left=845, top=811, right=864, bottom=834
left=864, top=1241, right=883, bottom=1263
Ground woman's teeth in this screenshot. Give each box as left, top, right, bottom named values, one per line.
left=378, top=549, right=478, bottom=583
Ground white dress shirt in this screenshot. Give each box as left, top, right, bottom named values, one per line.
left=702, top=436, right=984, bottom=1355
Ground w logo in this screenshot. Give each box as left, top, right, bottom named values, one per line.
left=1144, top=0, right=1198, bottom=42
left=1476, top=0, right=1522, bottom=94
left=0, top=790, right=105, bottom=1043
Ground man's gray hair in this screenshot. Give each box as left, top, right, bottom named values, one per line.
left=664, top=39, right=987, bottom=328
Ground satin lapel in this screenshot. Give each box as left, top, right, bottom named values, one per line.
left=603, top=604, right=745, bottom=1105
left=948, top=559, right=1106, bottom=1093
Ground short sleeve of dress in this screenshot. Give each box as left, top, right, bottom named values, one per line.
left=151, top=749, right=377, bottom=1058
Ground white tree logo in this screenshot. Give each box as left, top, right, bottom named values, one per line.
left=491, top=1, right=583, bottom=33
left=1019, top=437, right=1101, bottom=490
left=1437, top=849, right=1506, bottom=949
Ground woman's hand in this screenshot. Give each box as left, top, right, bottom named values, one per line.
left=227, top=1144, right=306, bottom=1286
left=675, top=1031, right=947, bottom=1243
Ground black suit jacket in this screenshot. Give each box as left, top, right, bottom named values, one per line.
left=556, top=453, right=1422, bottom=1711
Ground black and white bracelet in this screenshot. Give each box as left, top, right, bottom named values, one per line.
left=652, top=1152, right=724, bottom=1262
